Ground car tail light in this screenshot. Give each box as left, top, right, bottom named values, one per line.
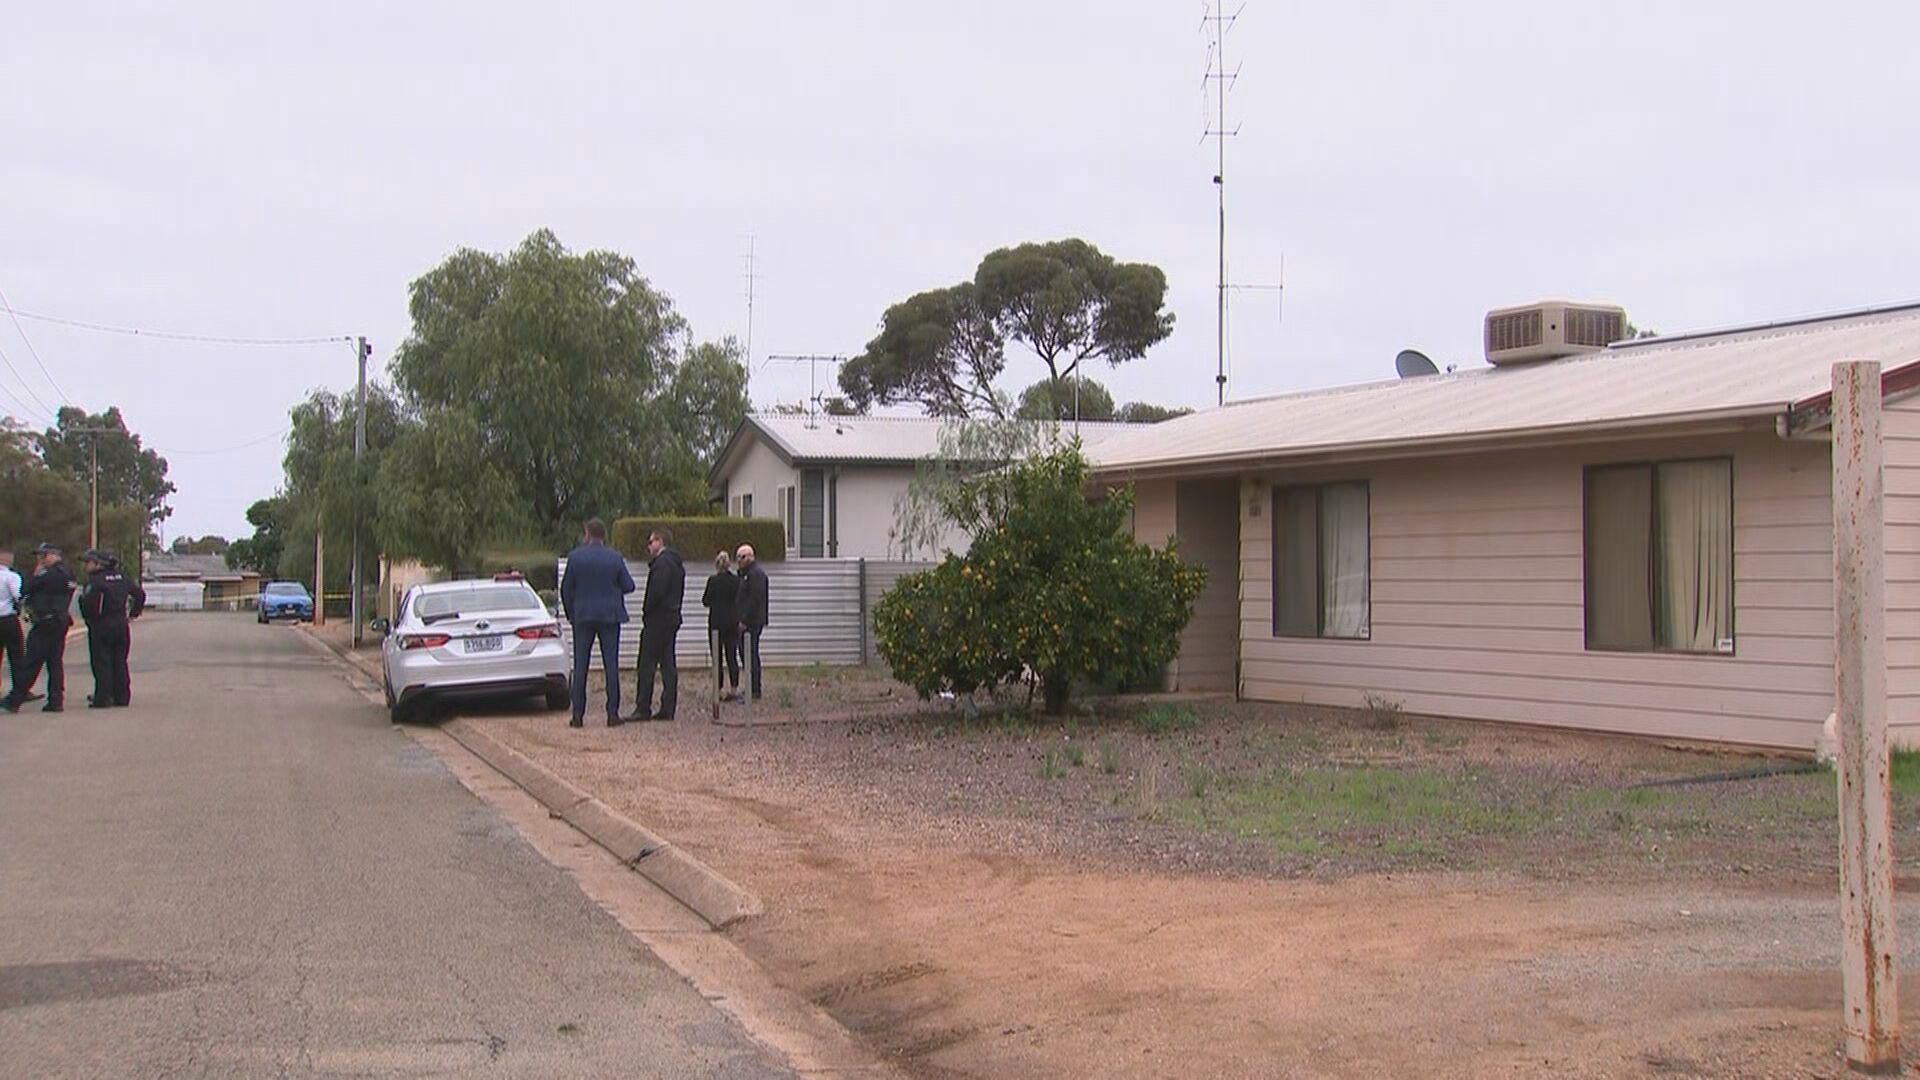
left=400, top=633, right=450, bottom=651
left=515, top=623, right=560, bottom=640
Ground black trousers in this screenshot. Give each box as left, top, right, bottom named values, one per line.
left=0, top=615, right=23, bottom=699
left=11, top=618, right=68, bottom=706
left=88, top=621, right=132, bottom=706
left=743, top=627, right=764, bottom=699
left=570, top=621, right=621, bottom=723
left=636, top=620, right=679, bottom=718
left=713, top=626, right=741, bottom=690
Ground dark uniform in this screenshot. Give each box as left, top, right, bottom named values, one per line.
left=79, top=552, right=144, bottom=708
left=4, top=546, right=75, bottom=712
left=633, top=545, right=685, bottom=721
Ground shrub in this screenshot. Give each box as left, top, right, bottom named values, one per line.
left=611, top=516, right=785, bottom=562
left=872, top=446, right=1206, bottom=714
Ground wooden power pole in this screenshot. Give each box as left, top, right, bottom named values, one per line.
left=1831, top=359, right=1901, bottom=1073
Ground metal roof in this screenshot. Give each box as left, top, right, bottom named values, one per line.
left=1088, top=302, right=1920, bottom=476
left=711, top=413, right=1145, bottom=484
left=141, top=553, right=255, bottom=582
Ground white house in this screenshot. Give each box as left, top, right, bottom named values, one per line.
left=708, top=414, right=1143, bottom=558
left=1088, top=300, right=1920, bottom=751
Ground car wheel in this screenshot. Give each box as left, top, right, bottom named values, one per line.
left=545, top=687, right=570, bottom=712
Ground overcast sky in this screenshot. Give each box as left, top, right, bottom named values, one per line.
left=6, top=1, right=1918, bottom=541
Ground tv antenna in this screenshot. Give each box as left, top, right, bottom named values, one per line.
left=1203, top=1, right=1283, bottom=407
left=765, top=353, right=844, bottom=428
left=741, top=235, right=758, bottom=364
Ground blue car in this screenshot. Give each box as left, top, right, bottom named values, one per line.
left=257, top=581, right=314, bottom=623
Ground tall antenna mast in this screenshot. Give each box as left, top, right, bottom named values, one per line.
left=765, top=353, right=844, bottom=429
left=741, top=235, right=758, bottom=365
left=1203, top=2, right=1242, bottom=407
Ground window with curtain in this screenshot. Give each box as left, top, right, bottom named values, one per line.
left=1584, top=459, right=1733, bottom=653
left=1272, top=481, right=1370, bottom=640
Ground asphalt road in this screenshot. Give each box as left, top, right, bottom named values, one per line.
left=0, top=613, right=793, bottom=1079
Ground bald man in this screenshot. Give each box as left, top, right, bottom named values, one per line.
left=733, top=544, right=769, bottom=701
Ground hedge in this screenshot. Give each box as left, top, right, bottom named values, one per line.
left=611, top=516, right=786, bottom=562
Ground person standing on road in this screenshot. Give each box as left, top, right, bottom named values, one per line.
left=734, top=544, right=770, bottom=702
left=0, top=549, right=25, bottom=700
left=559, top=518, right=635, bottom=729
left=78, top=550, right=144, bottom=708
left=701, top=550, right=741, bottom=702
left=629, top=528, right=685, bottom=722
left=3, top=543, right=76, bottom=713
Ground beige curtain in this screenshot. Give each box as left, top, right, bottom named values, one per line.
left=1586, top=466, right=1654, bottom=650
left=1656, top=460, right=1733, bottom=652
left=1320, top=483, right=1370, bottom=639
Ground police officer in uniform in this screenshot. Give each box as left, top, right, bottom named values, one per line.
left=3, top=542, right=76, bottom=713
left=79, top=550, right=144, bottom=708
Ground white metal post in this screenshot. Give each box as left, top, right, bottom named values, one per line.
left=351, top=336, right=367, bottom=647
left=1832, top=359, right=1901, bottom=1073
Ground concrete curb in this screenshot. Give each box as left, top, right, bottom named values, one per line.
left=441, top=718, right=764, bottom=930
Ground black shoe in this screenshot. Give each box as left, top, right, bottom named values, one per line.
left=652, top=713, right=675, bottom=722
left=23, top=692, right=42, bottom=703
left=43, top=703, right=63, bottom=713
left=0, top=699, right=17, bottom=714
left=568, top=718, right=584, bottom=728
left=608, top=716, right=627, bottom=727
left=88, top=701, right=113, bottom=710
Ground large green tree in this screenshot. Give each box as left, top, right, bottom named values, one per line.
left=1114, top=401, right=1193, bottom=424
left=841, top=239, right=1173, bottom=418
left=392, top=228, right=701, bottom=538
left=226, top=496, right=290, bottom=574
left=277, top=384, right=409, bottom=588
left=0, top=419, right=145, bottom=568
left=39, top=405, right=175, bottom=537
left=1015, top=376, right=1115, bottom=422
left=374, top=409, right=524, bottom=572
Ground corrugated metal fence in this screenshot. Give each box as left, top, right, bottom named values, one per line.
left=556, top=557, right=934, bottom=671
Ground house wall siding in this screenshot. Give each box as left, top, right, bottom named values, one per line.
left=726, top=440, right=797, bottom=535
left=833, top=465, right=969, bottom=560
left=1882, top=396, right=1920, bottom=745
left=1235, top=428, right=1844, bottom=749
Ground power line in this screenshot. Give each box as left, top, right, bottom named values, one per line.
left=0, top=286, right=71, bottom=406
left=3, top=308, right=351, bottom=347
left=150, top=426, right=292, bottom=455
left=0, top=337, right=57, bottom=423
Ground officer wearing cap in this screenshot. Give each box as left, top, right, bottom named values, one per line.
left=3, top=543, right=76, bottom=713
left=79, top=549, right=144, bottom=708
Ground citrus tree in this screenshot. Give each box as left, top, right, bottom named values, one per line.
left=873, top=445, right=1205, bottom=714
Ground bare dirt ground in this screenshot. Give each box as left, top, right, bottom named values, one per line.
left=343, top=629, right=1920, bottom=1078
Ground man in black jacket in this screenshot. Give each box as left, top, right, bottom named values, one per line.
left=3, top=543, right=75, bottom=713
left=629, top=528, right=685, bottom=722
left=734, top=543, right=770, bottom=702
left=79, top=550, right=144, bottom=708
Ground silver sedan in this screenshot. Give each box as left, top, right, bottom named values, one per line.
left=373, top=577, right=570, bottom=723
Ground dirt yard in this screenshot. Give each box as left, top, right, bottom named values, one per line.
left=437, top=653, right=1920, bottom=1078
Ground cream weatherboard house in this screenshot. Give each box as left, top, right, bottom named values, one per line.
left=1089, top=301, right=1920, bottom=751
left=709, top=414, right=1140, bottom=559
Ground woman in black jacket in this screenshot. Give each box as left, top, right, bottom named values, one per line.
left=701, top=551, right=742, bottom=702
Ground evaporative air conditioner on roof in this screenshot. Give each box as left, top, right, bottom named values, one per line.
left=1484, top=300, right=1627, bottom=366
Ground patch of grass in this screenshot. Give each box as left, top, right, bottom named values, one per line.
left=1361, top=692, right=1407, bottom=731
left=1065, top=743, right=1088, bottom=768
left=1421, top=729, right=1468, bottom=751
left=1134, top=703, right=1200, bottom=736
left=795, top=661, right=832, bottom=681
left=1099, top=738, right=1123, bottom=775
left=775, top=687, right=796, bottom=709
left=1040, top=749, right=1068, bottom=780
left=1184, top=764, right=1216, bottom=798
left=1892, top=750, right=1920, bottom=797
left=1181, top=765, right=1526, bottom=855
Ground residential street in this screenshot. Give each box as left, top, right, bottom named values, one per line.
left=0, top=613, right=792, bottom=1079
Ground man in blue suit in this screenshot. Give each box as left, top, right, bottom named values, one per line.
left=559, top=518, right=635, bottom=729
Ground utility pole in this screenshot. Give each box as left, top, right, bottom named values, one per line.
left=1831, top=360, right=1901, bottom=1073
left=89, top=433, right=98, bottom=549
left=314, top=522, right=325, bottom=628
left=351, top=336, right=369, bottom=647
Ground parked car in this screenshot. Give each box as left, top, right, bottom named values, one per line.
left=371, top=577, right=569, bottom=723
left=257, top=581, right=314, bottom=623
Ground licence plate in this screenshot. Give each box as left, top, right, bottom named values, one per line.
left=463, top=635, right=504, bottom=654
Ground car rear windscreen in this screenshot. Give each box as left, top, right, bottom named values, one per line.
left=415, top=587, right=540, bottom=620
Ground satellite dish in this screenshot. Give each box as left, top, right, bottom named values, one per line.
left=1395, top=348, right=1440, bottom=379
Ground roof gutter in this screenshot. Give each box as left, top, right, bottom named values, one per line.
left=1779, top=357, right=1920, bottom=438
left=1088, top=405, right=1779, bottom=484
